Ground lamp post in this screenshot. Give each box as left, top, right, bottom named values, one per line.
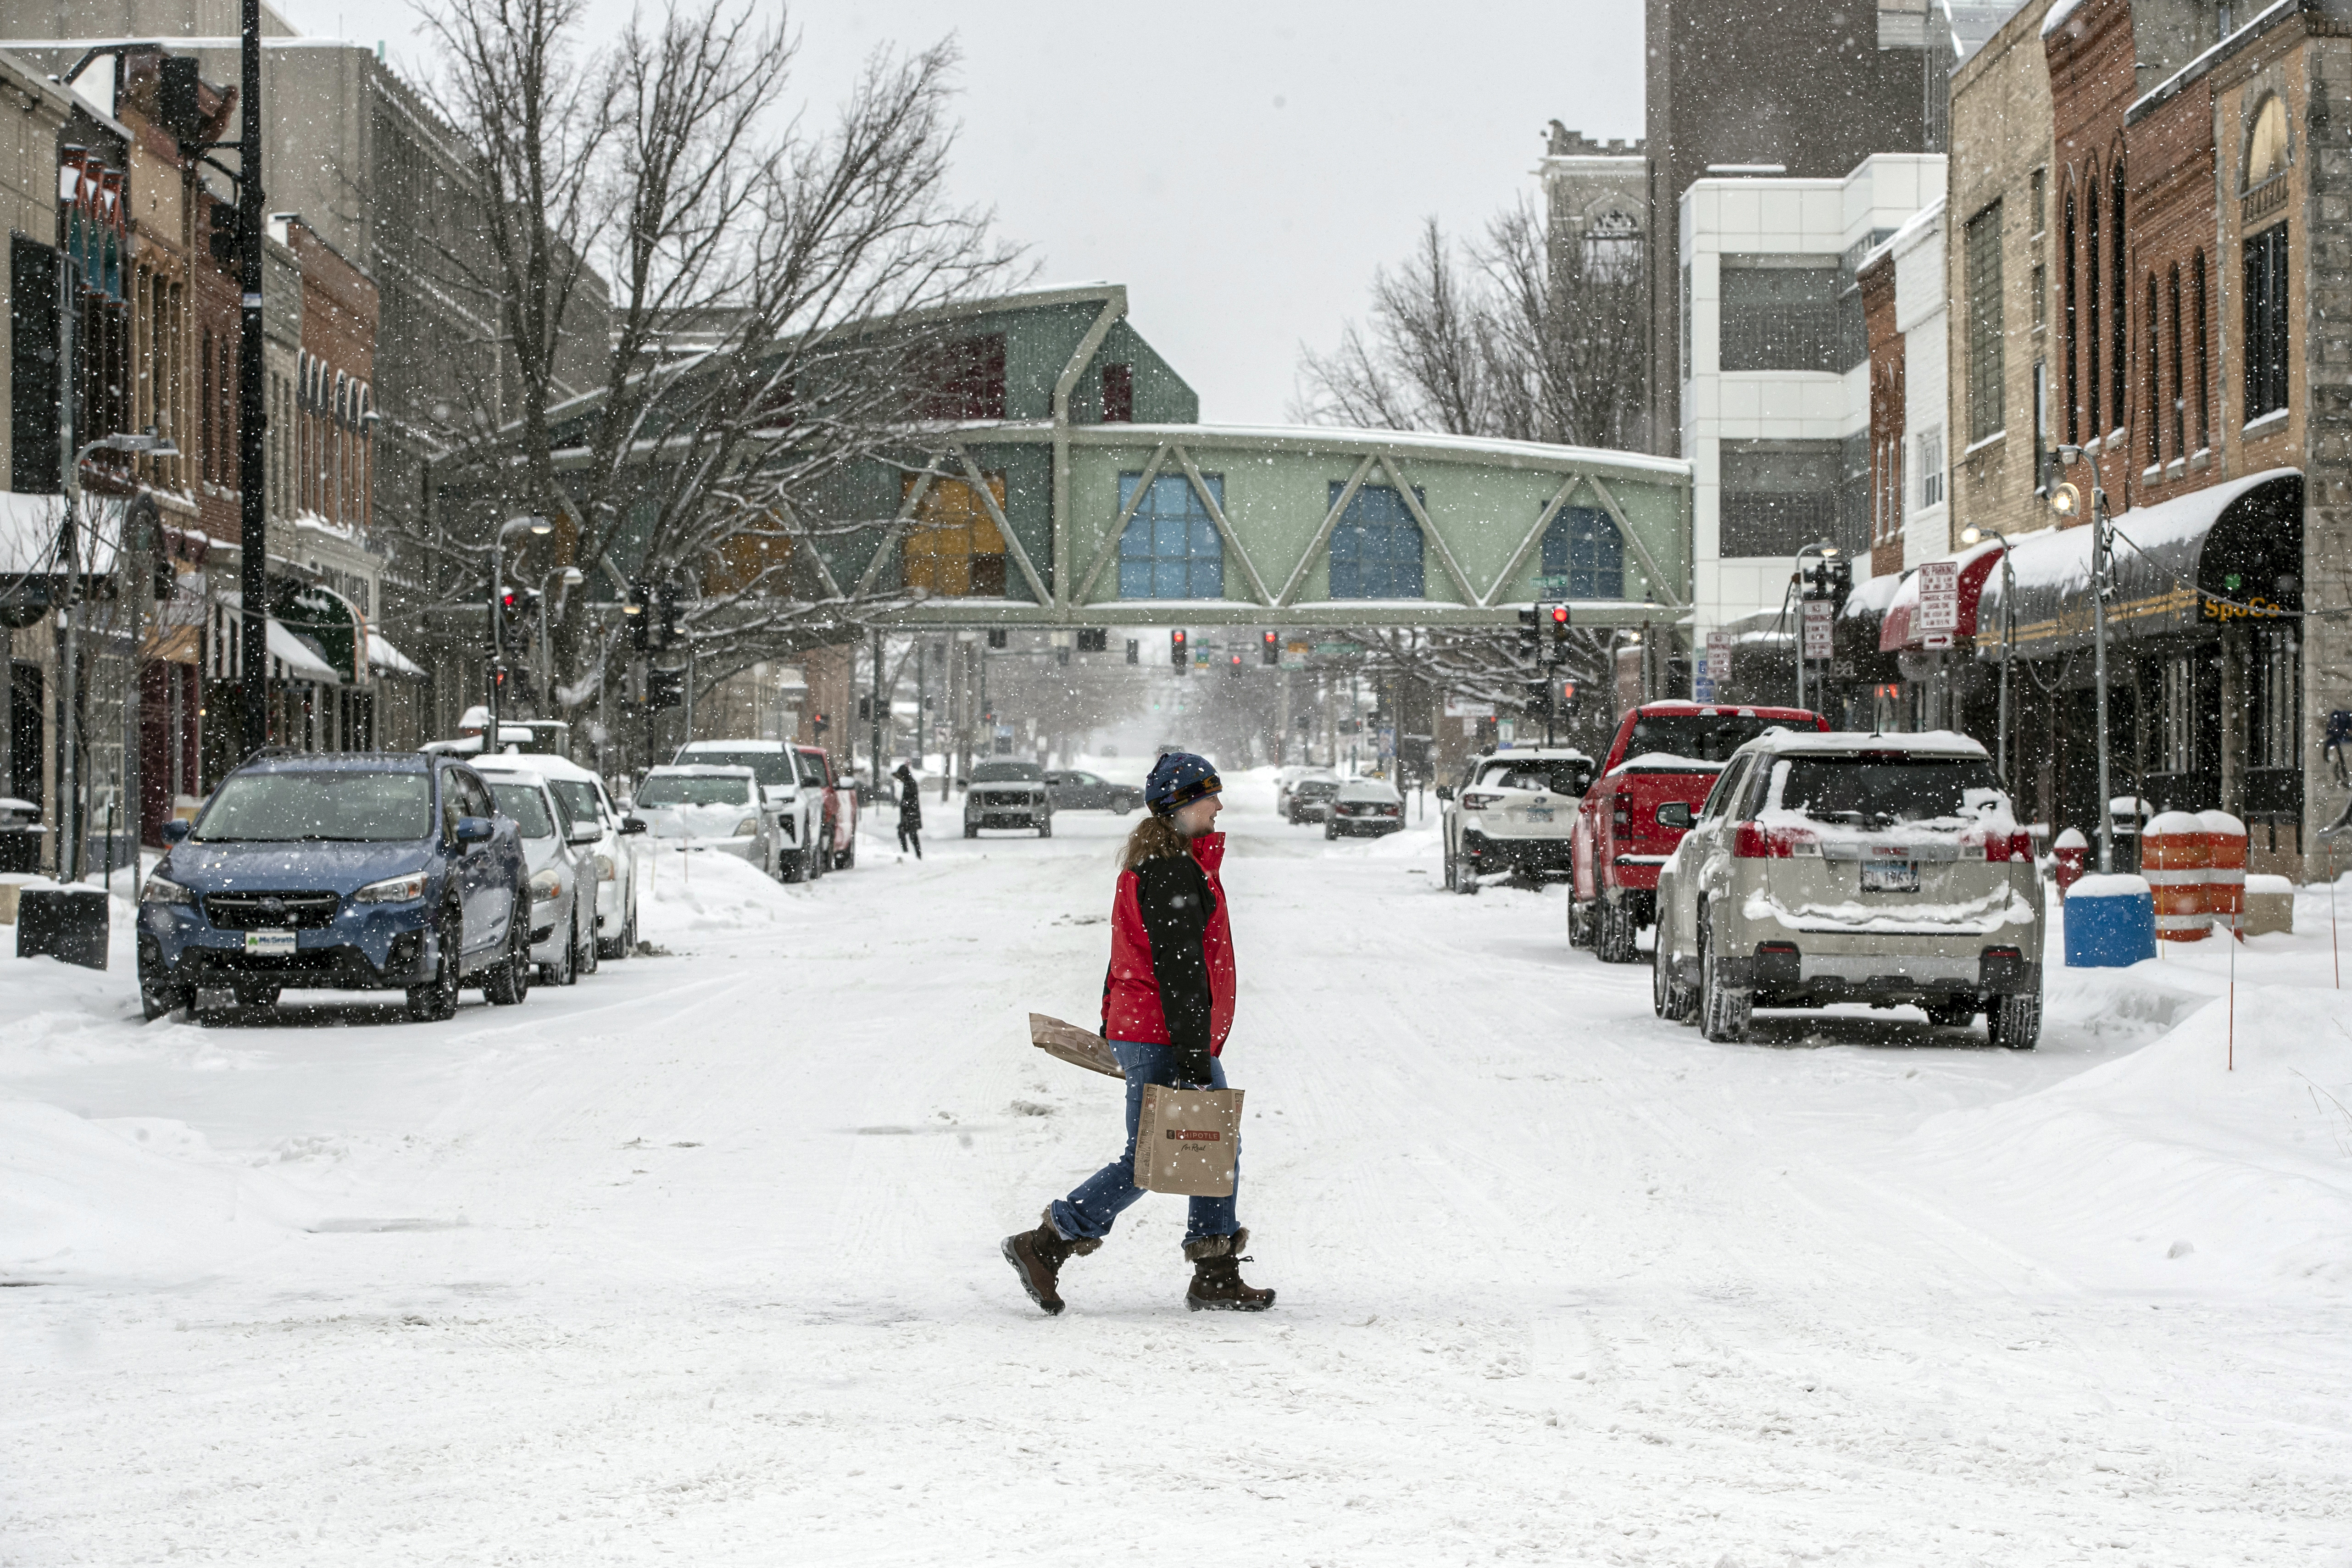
left=1959, top=525, right=2015, bottom=793
left=487, top=514, right=551, bottom=752
left=58, top=429, right=176, bottom=882
left=2046, top=450, right=2113, bottom=873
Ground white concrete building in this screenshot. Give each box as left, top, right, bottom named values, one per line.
left=1888, top=198, right=1951, bottom=574
left=1679, top=154, right=1947, bottom=640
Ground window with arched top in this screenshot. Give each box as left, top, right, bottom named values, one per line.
left=2246, top=94, right=2289, bottom=189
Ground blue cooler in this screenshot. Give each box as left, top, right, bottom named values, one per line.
left=2064, top=875, right=2157, bottom=967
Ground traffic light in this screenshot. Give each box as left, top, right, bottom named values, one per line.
left=1125, top=638, right=1140, bottom=666
left=497, top=588, right=538, bottom=652
left=626, top=581, right=650, bottom=650
left=856, top=696, right=873, bottom=723
left=646, top=667, right=684, bottom=710
left=1228, top=652, right=1242, bottom=674
left=1800, top=551, right=1854, bottom=604
left=1077, top=628, right=1108, bottom=653
left=1261, top=630, right=1278, bottom=666
left=1547, top=603, right=1572, bottom=665
left=1558, top=678, right=1580, bottom=713
left=1516, top=606, right=1540, bottom=655
left=813, top=712, right=830, bottom=735
left=987, top=628, right=1008, bottom=649
left=207, top=200, right=240, bottom=265
left=1524, top=678, right=1549, bottom=703
left=1170, top=629, right=1188, bottom=673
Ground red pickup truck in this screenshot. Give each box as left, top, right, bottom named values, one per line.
left=1568, top=701, right=1825, bottom=962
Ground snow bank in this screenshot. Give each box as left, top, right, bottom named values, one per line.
left=1913, top=977, right=2352, bottom=1296
left=636, top=839, right=807, bottom=940
left=0, top=1101, right=312, bottom=1283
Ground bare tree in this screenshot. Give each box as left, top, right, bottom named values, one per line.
left=418, top=0, right=1019, bottom=738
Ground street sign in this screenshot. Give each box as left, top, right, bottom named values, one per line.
left=1692, top=673, right=1717, bottom=702
left=1801, top=599, right=1833, bottom=660
left=1443, top=696, right=1496, bottom=718
left=1918, top=558, right=1961, bottom=636
left=1706, top=630, right=1732, bottom=680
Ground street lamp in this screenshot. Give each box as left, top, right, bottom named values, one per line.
left=2046, top=446, right=2116, bottom=873
left=57, top=429, right=177, bottom=883
left=488, top=514, right=552, bottom=751
left=1959, top=525, right=2016, bottom=795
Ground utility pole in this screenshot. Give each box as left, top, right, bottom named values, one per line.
left=236, top=0, right=268, bottom=762
left=869, top=627, right=884, bottom=788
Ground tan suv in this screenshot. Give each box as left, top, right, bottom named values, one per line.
left=1651, top=731, right=2043, bottom=1048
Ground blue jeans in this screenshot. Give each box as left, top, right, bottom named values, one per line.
left=1049, top=1040, right=1238, bottom=1251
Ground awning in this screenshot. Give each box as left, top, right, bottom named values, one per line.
left=267, top=618, right=342, bottom=682
left=1880, top=539, right=2006, bottom=651
left=367, top=628, right=427, bottom=678
left=1974, top=469, right=2303, bottom=659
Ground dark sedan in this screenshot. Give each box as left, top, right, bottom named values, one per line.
left=1044, top=769, right=1142, bottom=814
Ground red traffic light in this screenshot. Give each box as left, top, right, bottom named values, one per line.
left=1549, top=605, right=1570, bottom=626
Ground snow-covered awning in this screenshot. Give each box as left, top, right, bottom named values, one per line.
left=367, top=628, right=426, bottom=678
left=1975, top=469, right=2302, bottom=659
left=1880, top=539, right=2006, bottom=652
left=267, top=618, right=341, bottom=682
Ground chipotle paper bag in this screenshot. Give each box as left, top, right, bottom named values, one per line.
left=1133, top=1083, right=1243, bottom=1196
left=1028, top=1013, right=1124, bottom=1079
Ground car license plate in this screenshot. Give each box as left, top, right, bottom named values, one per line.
left=245, top=930, right=296, bottom=956
left=1523, top=806, right=1553, bottom=822
left=1860, top=861, right=1918, bottom=894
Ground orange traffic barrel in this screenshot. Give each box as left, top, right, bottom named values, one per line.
left=2142, top=811, right=2210, bottom=941
left=2200, top=810, right=2248, bottom=932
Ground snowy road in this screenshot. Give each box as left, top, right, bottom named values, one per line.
left=6, top=774, right=2352, bottom=1565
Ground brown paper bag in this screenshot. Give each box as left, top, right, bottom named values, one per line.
left=1028, top=1013, right=1124, bottom=1080
left=1133, top=1083, right=1243, bottom=1196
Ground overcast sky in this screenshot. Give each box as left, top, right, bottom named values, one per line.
left=277, top=0, right=1644, bottom=424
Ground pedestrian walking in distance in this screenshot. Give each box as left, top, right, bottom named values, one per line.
left=893, top=761, right=923, bottom=859
left=1002, top=751, right=1273, bottom=1315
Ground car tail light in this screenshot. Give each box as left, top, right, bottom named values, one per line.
left=1383, top=804, right=1400, bottom=815
left=1461, top=791, right=1502, bottom=811
left=1612, top=800, right=1630, bottom=828
left=1960, top=828, right=2035, bottom=862
left=1732, top=822, right=1819, bottom=858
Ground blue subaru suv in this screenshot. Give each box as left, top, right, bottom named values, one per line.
left=138, top=752, right=533, bottom=1022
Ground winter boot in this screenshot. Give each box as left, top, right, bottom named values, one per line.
left=1183, top=1228, right=1275, bottom=1312
left=1002, top=1210, right=1099, bottom=1316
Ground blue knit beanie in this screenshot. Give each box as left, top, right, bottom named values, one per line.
left=1145, top=751, right=1222, bottom=816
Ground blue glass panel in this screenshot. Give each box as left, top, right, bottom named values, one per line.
left=1114, top=469, right=1227, bottom=598
left=1119, top=558, right=1152, bottom=597
left=1154, top=559, right=1190, bottom=597
left=1541, top=505, right=1623, bottom=600
left=1325, top=483, right=1424, bottom=599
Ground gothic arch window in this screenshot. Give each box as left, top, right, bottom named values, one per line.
left=2109, top=157, right=2128, bottom=433
left=1583, top=208, right=1642, bottom=280
left=2063, top=178, right=2080, bottom=444
left=2167, top=266, right=2185, bottom=461
left=2083, top=162, right=2101, bottom=443
left=2191, top=252, right=2211, bottom=451
left=2145, top=275, right=2161, bottom=465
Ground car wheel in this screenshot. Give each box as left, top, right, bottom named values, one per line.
left=1567, top=898, right=1592, bottom=948
left=235, top=984, right=281, bottom=1009
left=484, top=907, right=532, bottom=1006
left=1987, top=991, right=2041, bottom=1050
left=407, top=906, right=463, bottom=1022
left=1697, top=918, right=1751, bottom=1044
left=837, top=835, right=857, bottom=870
left=575, top=907, right=599, bottom=977
left=1323, top=820, right=1337, bottom=841
left=1922, top=1000, right=1974, bottom=1029
left=139, top=982, right=187, bottom=1022
left=1596, top=899, right=1641, bottom=964
left=544, top=917, right=577, bottom=987
left=964, top=823, right=979, bottom=839
left=1038, top=817, right=1052, bottom=839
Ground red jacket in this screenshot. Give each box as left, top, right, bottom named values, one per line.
left=1101, top=832, right=1234, bottom=1061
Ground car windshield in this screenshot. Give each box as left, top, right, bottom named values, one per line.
left=488, top=782, right=556, bottom=838
left=547, top=780, right=604, bottom=827
left=637, top=775, right=752, bottom=808
left=194, top=771, right=432, bottom=842
left=1624, top=714, right=1792, bottom=762
left=1296, top=779, right=1338, bottom=796
left=971, top=762, right=1042, bottom=782
left=1477, top=758, right=1591, bottom=794
left=1770, top=755, right=2000, bottom=826
left=680, top=749, right=794, bottom=787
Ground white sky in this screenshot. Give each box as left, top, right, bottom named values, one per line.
left=275, top=0, right=1644, bottom=424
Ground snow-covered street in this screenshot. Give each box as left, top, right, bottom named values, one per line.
left=6, top=771, right=2352, bottom=1565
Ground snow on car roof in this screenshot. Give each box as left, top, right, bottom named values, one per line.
left=1484, top=746, right=1590, bottom=760
left=1337, top=777, right=1402, bottom=797
left=679, top=740, right=787, bottom=753
left=645, top=763, right=757, bottom=778
left=1734, top=728, right=1990, bottom=759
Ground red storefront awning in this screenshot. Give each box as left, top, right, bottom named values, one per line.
left=1879, top=540, right=2007, bottom=652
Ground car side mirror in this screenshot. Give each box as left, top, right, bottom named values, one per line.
left=567, top=823, right=602, bottom=846
left=161, top=819, right=192, bottom=844
left=1434, top=785, right=1453, bottom=801
left=455, top=815, right=496, bottom=844
left=619, top=817, right=648, bottom=835
left=1655, top=801, right=1695, bottom=831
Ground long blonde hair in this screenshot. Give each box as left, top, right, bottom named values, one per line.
left=1120, top=812, right=1189, bottom=871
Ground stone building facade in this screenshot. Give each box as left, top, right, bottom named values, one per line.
left=1540, top=123, right=1651, bottom=451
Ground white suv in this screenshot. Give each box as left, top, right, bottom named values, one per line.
left=1435, top=748, right=1593, bottom=893
left=1651, top=730, right=2043, bottom=1048
left=673, top=740, right=827, bottom=881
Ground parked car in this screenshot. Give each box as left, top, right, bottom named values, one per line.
left=513, top=753, right=645, bottom=959
left=1651, top=729, right=2043, bottom=1048
left=471, top=758, right=605, bottom=985
left=1570, top=701, right=1827, bottom=963
left=633, top=764, right=791, bottom=878
left=1324, top=777, right=1404, bottom=838
left=672, top=740, right=826, bottom=881
left=1435, top=748, right=1593, bottom=893
left=1287, top=773, right=1341, bottom=824
left=1045, top=768, right=1143, bottom=814
left=138, top=752, right=533, bottom=1023
left=795, top=744, right=858, bottom=871
left=965, top=759, right=1052, bottom=837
